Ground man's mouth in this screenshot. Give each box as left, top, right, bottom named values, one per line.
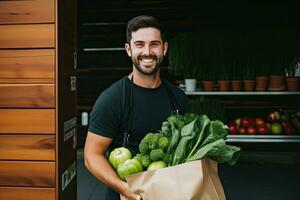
left=140, top=58, right=155, bottom=63
left=139, top=55, right=157, bottom=65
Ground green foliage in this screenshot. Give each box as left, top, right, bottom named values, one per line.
left=285, top=57, right=299, bottom=77
left=189, top=97, right=226, bottom=122
left=168, top=33, right=202, bottom=79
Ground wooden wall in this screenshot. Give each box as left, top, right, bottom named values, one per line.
left=0, top=0, right=56, bottom=199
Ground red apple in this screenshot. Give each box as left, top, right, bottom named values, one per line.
left=239, top=127, right=246, bottom=134
left=247, top=126, right=256, bottom=135
left=241, top=117, right=251, bottom=128
left=257, top=124, right=268, bottom=134
left=255, top=118, right=265, bottom=127
left=228, top=122, right=238, bottom=134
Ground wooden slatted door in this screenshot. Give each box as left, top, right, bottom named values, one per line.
left=0, top=0, right=77, bottom=199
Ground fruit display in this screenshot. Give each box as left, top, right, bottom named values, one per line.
left=227, top=110, right=299, bottom=135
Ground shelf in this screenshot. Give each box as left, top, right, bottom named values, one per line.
left=185, top=91, right=300, bottom=96
left=226, top=135, right=300, bottom=143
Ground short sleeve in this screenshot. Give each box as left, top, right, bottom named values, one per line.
left=88, top=91, right=120, bottom=138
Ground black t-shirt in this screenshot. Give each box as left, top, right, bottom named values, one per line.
left=88, top=76, right=189, bottom=154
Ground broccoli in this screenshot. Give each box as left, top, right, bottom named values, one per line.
left=133, top=153, right=142, bottom=163
left=139, top=140, right=150, bottom=155
left=141, top=154, right=152, bottom=168
left=158, top=136, right=169, bottom=152
left=162, top=153, right=173, bottom=166
left=150, top=149, right=164, bottom=161
left=145, top=133, right=162, bottom=150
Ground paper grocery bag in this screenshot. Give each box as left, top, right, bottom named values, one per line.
left=121, top=157, right=226, bottom=200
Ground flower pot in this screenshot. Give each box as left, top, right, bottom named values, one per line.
left=268, top=75, right=286, bottom=91
left=203, top=81, right=214, bottom=91
left=255, top=76, right=268, bottom=91
left=217, top=80, right=230, bottom=91
left=243, top=80, right=255, bottom=91
left=286, top=77, right=299, bottom=91
left=185, top=79, right=197, bottom=92
left=231, top=80, right=242, bottom=91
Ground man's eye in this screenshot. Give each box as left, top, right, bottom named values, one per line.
left=151, top=43, right=160, bottom=47
left=135, top=44, right=143, bottom=47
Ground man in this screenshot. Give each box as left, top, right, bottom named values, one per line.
left=84, top=15, right=189, bottom=200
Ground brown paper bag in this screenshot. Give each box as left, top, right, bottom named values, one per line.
left=121, top=157, right=226, bottom=200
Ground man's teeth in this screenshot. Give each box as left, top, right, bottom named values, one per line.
left=141, top=59, right=154, bottom=63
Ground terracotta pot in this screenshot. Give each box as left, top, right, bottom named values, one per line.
left=218, top=80, right=230, bottom=91
left=243, top=80, right=255, bottom=91
left=203, top=80, right=214, bottom=91
left=268, top=75, right=286, bottom=91
left=231, top=80, right=242, bottom=91
left=255, top=76, right=268, bottom=91
left=286, top=77, right=299, bottom=91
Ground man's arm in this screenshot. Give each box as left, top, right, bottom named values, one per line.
left=84, top=131, right=141, bottom=200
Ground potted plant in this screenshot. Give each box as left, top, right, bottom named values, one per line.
left=231, top=60, right=243, bottom=91
left=243, top=57, right=255, bottom=91
left=217, top=63, right=230, bottom=91
left=254, top=56, right=269, bottom=91
left=168, top=33, right=200, bottom=92
left=202, top=64, right=215, bottom=91
left=285, top=57, right=299, bottom=91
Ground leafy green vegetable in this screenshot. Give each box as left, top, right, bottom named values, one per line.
left=186, top=115, right=210, bottom=159
left=167, top=127, right=180, bottom=154
left=136, top=113, right=241, bottom=170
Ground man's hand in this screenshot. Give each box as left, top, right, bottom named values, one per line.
left=120, top=181, right=142, bottom=200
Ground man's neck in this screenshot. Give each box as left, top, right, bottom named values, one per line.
left=129, top=71, right=161, bottom=89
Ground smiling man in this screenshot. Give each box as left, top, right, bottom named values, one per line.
left=84, top=15, right=190, bottom=200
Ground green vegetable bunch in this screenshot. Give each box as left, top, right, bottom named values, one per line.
left=137, top=113, right=241, bottom=168
left=109, top=113, right=241, bottom=180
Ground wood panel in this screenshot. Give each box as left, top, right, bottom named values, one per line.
left=0, top=187, right=55, bottom=200
left=0, top=109, right=55, bottom=134
left=0, top=135, right=55, bottom=161
left=0, top=0, right=54, bottom=25
left=0, top=49, right=55, bottom=82
left=0, top=24, right=55, bottom=48
left=0, top=84, right=55, bottom=108
left=0, top=161, right=55, bottom=187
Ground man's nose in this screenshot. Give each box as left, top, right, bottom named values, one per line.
left=143, top=45, right=151, bottom=56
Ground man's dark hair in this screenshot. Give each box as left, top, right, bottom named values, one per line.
left=126, top=15, right=165, bottom=43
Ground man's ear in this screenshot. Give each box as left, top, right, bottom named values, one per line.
left=125, top=43, right=132, bottom=57
left=163, top=41, right=168, bottom=56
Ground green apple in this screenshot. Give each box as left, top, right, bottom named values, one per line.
left=271, top=122, right=283, bottom=134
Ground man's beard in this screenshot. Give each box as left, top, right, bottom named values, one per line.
left=132, top=54, right=163, bottom=76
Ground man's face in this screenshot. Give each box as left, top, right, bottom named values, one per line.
left=125, top=27, right=168, bottom=75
